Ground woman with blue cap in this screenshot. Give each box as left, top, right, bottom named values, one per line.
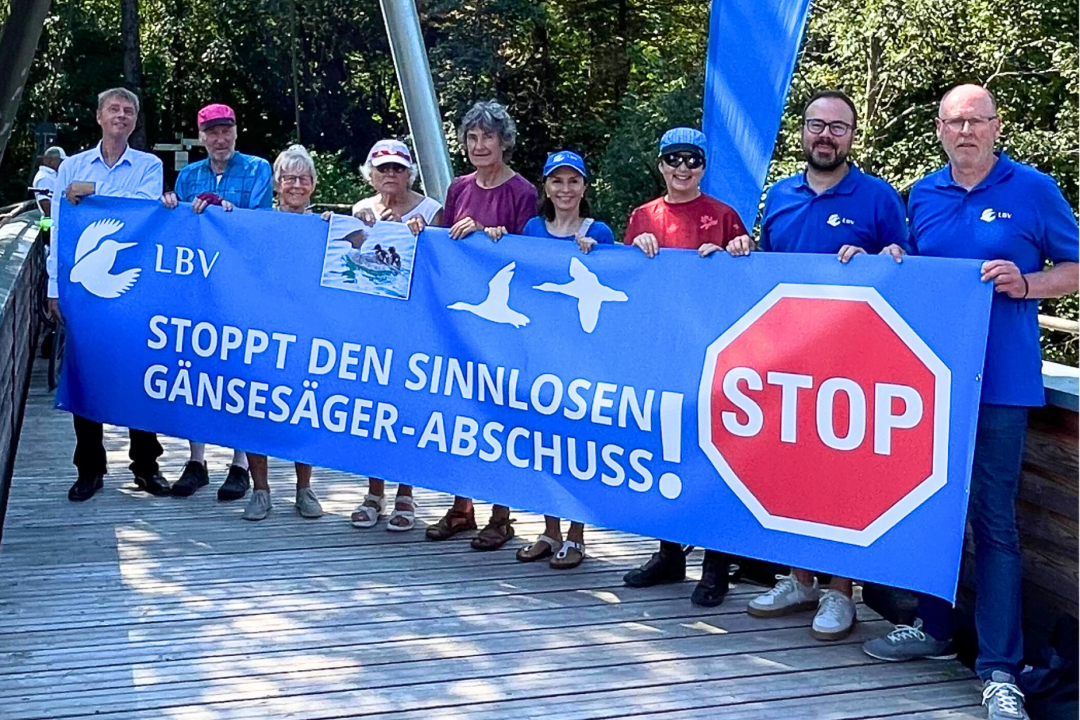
left=521, top=150, right=615, bottom=253
left=512, top=150, right=611, bottom=570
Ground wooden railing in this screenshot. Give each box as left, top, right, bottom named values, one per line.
left=0, top=208, right=45, bottom=545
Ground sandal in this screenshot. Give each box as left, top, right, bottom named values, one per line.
left=471, top=516, right=516, bottom=551
left=350, top=493, right=386, bottom=529
left=425, top=507, right=477, bottom=541
left=550, top=540, right=585, bottom=570
left=386, top=495, right=417, bottom=533
left=516, top=534, right=562, bottom=562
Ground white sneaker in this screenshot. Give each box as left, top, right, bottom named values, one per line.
left=811, top=589, right=856, bottom=640
left=747, top=573, right=820, bottom=618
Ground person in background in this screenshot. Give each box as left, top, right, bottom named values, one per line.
left=346, top=139, right=443, bottom=533
left=425, top=100, right=538, bottom=550
left=161, top=102, right=273, bottom=502
left=621, top=126, right=752, bottom=607
left=47, top=88, right=170, bottom=502
left=241, top=145, right=325, bottom=522
left=862, top=84, right=1078, bottom=720
left=745, top=89, right=908, bottom=642
left=32, top=146, right=67, bottom=218
left=513, top=149, right=613, bottom=569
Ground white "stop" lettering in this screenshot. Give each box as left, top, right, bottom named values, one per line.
left=719, top=367, right=923, bottom=455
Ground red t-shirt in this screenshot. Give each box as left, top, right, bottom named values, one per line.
left=622, top=194, right=747, bottom=249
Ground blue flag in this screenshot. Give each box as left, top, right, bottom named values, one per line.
left=703, top=0, right=814, bottom=228
left=58, top=197, right=992, bottom=600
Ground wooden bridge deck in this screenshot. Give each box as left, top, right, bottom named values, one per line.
left=0, top=361, right=986, bottom=719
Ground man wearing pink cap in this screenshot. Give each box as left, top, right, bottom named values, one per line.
left=162, top=103, right=273, bottom=501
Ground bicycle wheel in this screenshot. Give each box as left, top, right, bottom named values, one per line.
left=48, top=325, right=65, bottom=391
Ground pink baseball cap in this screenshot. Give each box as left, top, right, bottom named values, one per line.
left=367, top=139, right=413, bottom=168
left=197, top=104, right=236, bottom=131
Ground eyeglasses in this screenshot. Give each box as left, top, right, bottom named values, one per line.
left=662, top=153, right=705, bottom=170
left=280, top=174, right=313, bottom=187
left=804, top=119, right=853, bottom=136
left=374, top=163, right=409, bottom=175
left=938, top=116, right=997, bottom=132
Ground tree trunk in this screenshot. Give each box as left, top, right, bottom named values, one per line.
left=121, top=0, right=147, bottom=149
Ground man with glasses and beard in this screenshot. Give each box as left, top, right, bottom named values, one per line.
left=621, top=126, right=752, bottom=608
left=743, top=89, right=907, bottom=642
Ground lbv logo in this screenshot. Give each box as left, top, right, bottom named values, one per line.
left=980, top=208, right=1012, bottom=223
left=154, top=244, right=220, bottom=277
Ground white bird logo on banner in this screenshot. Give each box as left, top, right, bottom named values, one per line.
left=534, top=257, right=628, bottom=333
left=448, top=261, right=531, bottom=327
left=69, top=219, right=141, bottom=298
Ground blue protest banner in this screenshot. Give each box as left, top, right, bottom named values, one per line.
left=702, top=0, right=813, bottom=228
left=57, top=197, right=991, bottom=601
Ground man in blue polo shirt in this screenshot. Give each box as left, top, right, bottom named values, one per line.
left=745, top=89, right=908, bottom=643
left=862, top=84, right=1078, bottom=720
left=161, top=103, right=272, bottom=502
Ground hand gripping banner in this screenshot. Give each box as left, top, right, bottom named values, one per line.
left=57, top=197, right=992, bottom=600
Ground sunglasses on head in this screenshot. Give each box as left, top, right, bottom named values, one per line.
left=662, top=152, right=705, bottom=170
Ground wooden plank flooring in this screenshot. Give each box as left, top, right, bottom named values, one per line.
left=0, top=361, right=986, bottom=719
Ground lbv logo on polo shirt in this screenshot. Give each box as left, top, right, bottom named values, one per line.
left=826, top=213, right=854, bottom=228
left=700, top=215, right=718, bottom=231
left=980, top=208, right=1012, bottom=223
left=69, top=219, right=141, bottom=298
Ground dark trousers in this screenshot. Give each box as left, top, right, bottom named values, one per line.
left=659, top=539, right=726, bottom=567
left=918, top=404, right=1028, bottom=680
left=72, top=414, right=162, bottom=477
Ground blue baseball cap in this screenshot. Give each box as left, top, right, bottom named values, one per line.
left=543, top=150, right=587, bottom=178
left=659, top=127, right=708, bottom=156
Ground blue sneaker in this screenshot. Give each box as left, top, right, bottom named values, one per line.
left=861, top=620, right=957, bottom=661
left=982, top=671, right=1028, bottom=720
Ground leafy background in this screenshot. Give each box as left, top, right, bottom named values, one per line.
left=2, top=0, right=1075, bottom=361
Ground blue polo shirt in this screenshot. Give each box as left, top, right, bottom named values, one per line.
left=909, top=153, right=1079, bottom=407
left=759, top=164, right=909, bottom=255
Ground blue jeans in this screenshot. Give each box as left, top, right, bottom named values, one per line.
left=919, top=404, right=1028, bottom=680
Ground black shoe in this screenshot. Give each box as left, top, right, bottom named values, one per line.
left=134, top=472, right=170, bottom=496
left=68, top=474, right=104, bottom=502
left=691, top=554, right=731, bottom=607
left=623, top=551, right=687, bottom=588
left=217, top=464, right=251, bottom=501
left=171, top=461, right=210, bottom=497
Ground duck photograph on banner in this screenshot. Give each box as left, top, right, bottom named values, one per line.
left=320, top=214, right=417, bottom=300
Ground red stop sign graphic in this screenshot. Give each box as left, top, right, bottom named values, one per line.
left=698, top=285, right=950, bottom=546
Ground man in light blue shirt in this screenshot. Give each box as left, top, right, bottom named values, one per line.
left=48, top=87, right=172, bottom=502
left=862, top=84, right=1078, bottom=720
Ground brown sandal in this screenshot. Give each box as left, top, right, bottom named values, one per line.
left=550, top=540, right=585, bottom=570
left=425, top=507, right=477, bottom=541
left=470, top=516, right=516, bottom=551
left=516, top=534, right=561, bottom=562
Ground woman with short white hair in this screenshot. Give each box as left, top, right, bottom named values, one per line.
left=351, top=139, right=443, bottom=234
left=243, top=144, right=323, bottom=521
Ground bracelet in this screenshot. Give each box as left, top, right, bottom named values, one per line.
left=1021, top=274, right=1030, bottom=299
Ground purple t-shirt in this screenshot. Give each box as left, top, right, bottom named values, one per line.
left=443, top=172, right=538, bottom=235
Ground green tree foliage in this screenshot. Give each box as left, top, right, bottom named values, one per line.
left=2, top=0, right=1075, bottom=360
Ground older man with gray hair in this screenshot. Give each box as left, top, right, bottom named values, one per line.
left=48, top=87, right=171, bottom=502
left=862, top=83, right=1079, bottom=720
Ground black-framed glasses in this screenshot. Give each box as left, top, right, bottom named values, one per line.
left=804, top=118, right=853, bottom=136
left=374, top=163, right=409, bottom=175
left=662, top=152, right=705, bottom=170
left=938, top=116, right=997, bottom=132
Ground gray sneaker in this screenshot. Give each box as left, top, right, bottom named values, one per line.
left=982, top=671, right=1028, bottom=720
left=242, top=489, right=272, bottom=521
left=295, top=487, right=323, bottom=518
left=861, top=620, right=957, bottom=661
left=811, top=590, right=856, bottom=641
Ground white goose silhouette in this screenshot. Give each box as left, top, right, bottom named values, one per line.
left=448, top=261, right=531, bottom=327
left=69, top=219, right=141, bottom=298
left=533, top=257, right=627, bottom=333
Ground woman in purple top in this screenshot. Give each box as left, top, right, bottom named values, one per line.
left=444, top=101, right=538, bottom=240
left=426, top=101, right=537, bottom=551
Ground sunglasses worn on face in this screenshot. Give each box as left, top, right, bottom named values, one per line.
left=662, top=153, right=705, bottom=170
left=375, top=163, right=409, bottom=174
